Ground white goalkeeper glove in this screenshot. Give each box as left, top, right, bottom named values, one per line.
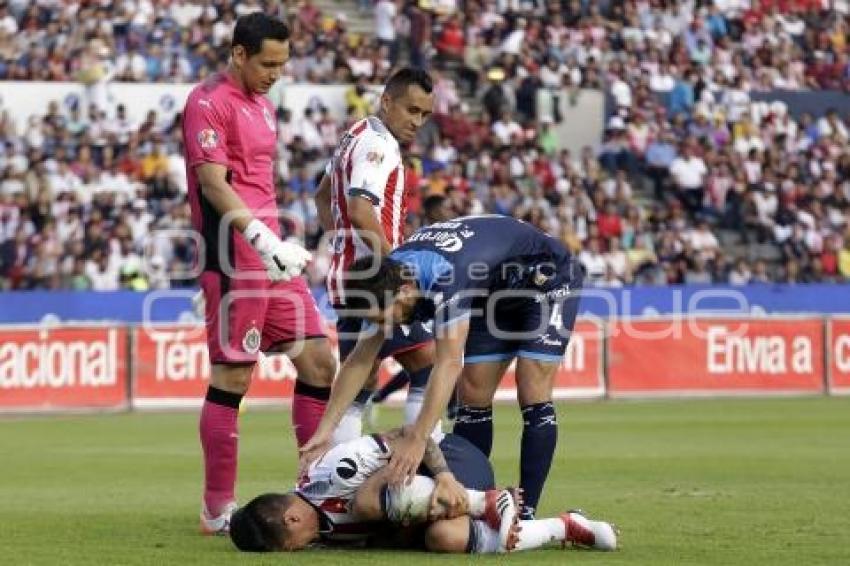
left=243, top=219, right=312, bottom=282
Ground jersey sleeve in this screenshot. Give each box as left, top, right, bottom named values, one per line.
left=431, top=281, right=474, bottom=330
left=347, top=132, right=395, bottom=206
left=182, top=93, right=229, bottom=169
left=323, top=434, right=391, bottom=495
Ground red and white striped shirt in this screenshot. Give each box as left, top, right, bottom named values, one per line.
left=296, top=434, right=390, bottom=543
left=326, top=117, right=405, bottom=305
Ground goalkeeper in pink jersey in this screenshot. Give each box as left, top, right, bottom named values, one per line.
left=182, top=12, right=337, bottom=534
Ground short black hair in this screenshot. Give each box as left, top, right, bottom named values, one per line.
left=229, top=493, right=290, bottom=552
left=232, top=12, right=290, bottom=57
left=344, top=256, right=408, bottom=311
left=422, top=194, right=448, bottom=216
left=383, top=67, right=433, bottom=98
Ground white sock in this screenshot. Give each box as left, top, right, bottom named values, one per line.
left=513, top=518, right=565, bottom=551
left=404, top=388, right=444, bottom=443
left=469, top=520, right=501, bottom=554
left=385, top=475, right=435, bottom=523
left=467, top=489, right=487, bottom=517
left=331, top=404, right=363, bottom=445
left=404, top=387, right=424, bottom=425
left=385, top=479, right=490, bottom=525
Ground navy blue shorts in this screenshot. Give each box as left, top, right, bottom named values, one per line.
left=440, top=433, right=495, bottom=490
left=336, top=309, right=433, bottom=361
left=464, top=268, right=583, bottom=365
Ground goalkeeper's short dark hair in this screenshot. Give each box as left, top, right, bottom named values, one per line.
left=232, top=12, right=290, bottom=56
left=229, top=493, right=290, bottom=552
left=344, top=256, right=409, bottom=311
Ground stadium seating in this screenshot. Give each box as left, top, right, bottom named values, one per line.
left=1, top=0, right=850, bottom=291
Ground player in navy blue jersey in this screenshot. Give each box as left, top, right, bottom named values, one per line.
left=302, top=215, right=584, bottom=520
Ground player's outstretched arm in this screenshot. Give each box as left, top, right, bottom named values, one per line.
left=299, top=330, right=386, bottom=467
left=386, top=319, right=470, bottom=485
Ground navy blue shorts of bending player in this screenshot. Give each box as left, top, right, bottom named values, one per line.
left=464, top=270, right=583, bottom=365
left=335, top=308, right=434, bottom=361
left=439, top=433, right=495, bottom=490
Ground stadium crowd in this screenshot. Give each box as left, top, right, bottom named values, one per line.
left=2, top=0, right=850, bottom=292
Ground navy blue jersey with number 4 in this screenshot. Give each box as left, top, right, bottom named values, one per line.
left=389, top=215, right=579, bottom=329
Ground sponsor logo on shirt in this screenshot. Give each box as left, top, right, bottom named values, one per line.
left=197, top=128, right=219, bottom=150
left=534, top=285, right=572, bottom=303
left=408, top=228, right=475, bottom=252
left=435, top=235, right=463, bottom=252
left=336, top=457, right=358, bottom=480
left=537, top=334, right=564, bottom=347
left=366, top=151, right=384, bottom=165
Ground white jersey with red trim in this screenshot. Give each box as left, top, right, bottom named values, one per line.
left=326, top=116, right=405, bottom=305
left=296, top=434, right=391, bottom=543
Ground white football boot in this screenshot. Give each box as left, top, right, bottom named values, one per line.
left=560, top=509, right=618, bottom=551
left=199, top=501, right=237, bottom=536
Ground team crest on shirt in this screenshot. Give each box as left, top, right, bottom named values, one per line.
left=197, top=128, right=218, bottom=149
left=533, top=271, right=551, bottom=286
left=262, top=107, right=275, bottom=132
left=242, top=324, right=261, bottom=354
left=366, top=151, right=384, bottom=165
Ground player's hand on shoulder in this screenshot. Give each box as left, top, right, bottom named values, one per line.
left=244, top=219, right=312, bottom=282
left=298, top=430, right=331, bottom=473
left=429, top=472, right=468, bottom=521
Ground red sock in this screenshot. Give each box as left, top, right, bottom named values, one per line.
left=199, top=387, right=242, bottom=516
left=291, top=381, right=331, bottom=447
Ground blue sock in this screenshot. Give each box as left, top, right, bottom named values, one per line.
left=520, top=402, right=558, bottom=520
left=452, top=405, right=493, bottom=456
left=407, top=366, right=430, bottom=389
left=353, top=388, right=373, bottom=407
left=372, top=371, right=410, bottom=403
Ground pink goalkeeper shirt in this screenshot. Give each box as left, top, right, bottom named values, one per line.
left=182, top=71, right=280, bottom=272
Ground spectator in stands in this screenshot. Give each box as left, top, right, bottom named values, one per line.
left=375, top=0, right=399, bottom=65
left=669, top=142, right=708, bottom=216
left=728, top=258, right=752, bottom=285
left=4, top=0, right=850, bottom=292
left=579, top=236, right=607, bottom=286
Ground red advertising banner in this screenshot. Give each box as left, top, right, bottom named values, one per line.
left=495, top=319, right=605, bottom=400
left=608, top=318, right=825, bottom=396
left=132, top=324, right=300, bottom=408
left=828, top=317, right=850, bottom=394
left=133, top=318, right=605, bottom=408
left=0, top=326, right=128, bottom=411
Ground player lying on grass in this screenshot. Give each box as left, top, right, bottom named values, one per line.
left=229, top=429, right=617, bottom=553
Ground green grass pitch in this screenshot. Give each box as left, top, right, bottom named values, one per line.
left=3, top=397, right=849, bottom=565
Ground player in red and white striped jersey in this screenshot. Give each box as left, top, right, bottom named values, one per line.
left=314, top=68, right=438, bottom=445
left=323, top=115, right=406, bottom=305
left=228, top=431, right=619, bottom=553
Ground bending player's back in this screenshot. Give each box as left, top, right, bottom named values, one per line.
left=400, top=215, right=572, bottom=277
